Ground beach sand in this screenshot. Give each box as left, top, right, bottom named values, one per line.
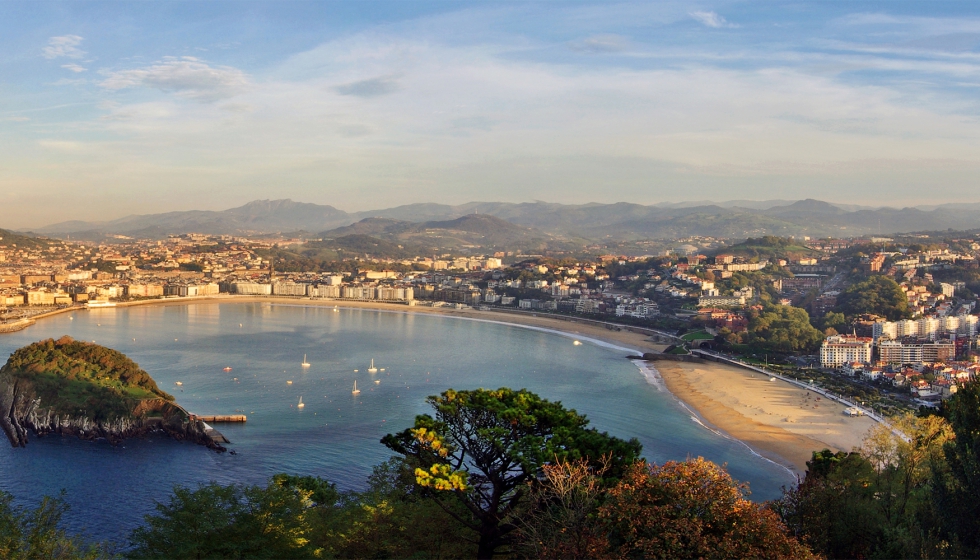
left=654, top=360, right=876, bottom=476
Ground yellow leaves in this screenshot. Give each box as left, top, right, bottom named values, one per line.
left=412, top=427, right=450, bottom=458
left=415, top=464, right=468, bottom=492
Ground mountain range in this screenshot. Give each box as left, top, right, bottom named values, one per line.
left=27, top=198, right=980, bottom=242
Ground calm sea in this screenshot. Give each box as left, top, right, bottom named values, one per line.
left=0, top=303, right=794, bottom=543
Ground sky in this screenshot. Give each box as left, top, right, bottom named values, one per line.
left=2, top=1, right=980, bottom=229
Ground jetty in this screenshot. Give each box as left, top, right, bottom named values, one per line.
left=190, top=414, right=247, bottom=423
left=182, top=412, right=246, bottom=446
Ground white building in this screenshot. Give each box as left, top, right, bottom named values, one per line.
left=233, top=282, right=272, bottom=295
left=820, top=335, right=873, bottom=368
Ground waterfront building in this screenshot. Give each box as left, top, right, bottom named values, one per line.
left=820, top=335, right=873, bottom=368
left=232, top=282, right=273, bottom=295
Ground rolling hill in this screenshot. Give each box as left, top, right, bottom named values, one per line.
left=29, top=198, right=980, bottom=242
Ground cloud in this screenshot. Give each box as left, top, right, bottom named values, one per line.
left=568, top=34, right=631, bottom=53
left=690, top=11, right=737, bottom=29
left=37, top=140, right=87, bottom=152
left=43, top=35, right=85, bottom=59
left=5, top=117, right=30, bottom=122
left=100, top=57, right=248, bottom=101
left=335, top=76, right=400, bottom=98
left=61, top=63, right=87, bottom=73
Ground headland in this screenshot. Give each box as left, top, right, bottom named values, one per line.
left=0, top=336, right=226, bottom=450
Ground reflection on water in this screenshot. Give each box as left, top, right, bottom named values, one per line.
left=0, top=303, right=793, bottom=543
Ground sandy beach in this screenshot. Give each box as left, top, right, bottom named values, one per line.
left=12, top=296, right=874, bottom=475
left=654, top=360, right=876, bottom=476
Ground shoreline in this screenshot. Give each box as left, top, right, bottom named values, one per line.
left=654, top=359, right=876, bottom=476
left=7, top=295, right=872, bottom=476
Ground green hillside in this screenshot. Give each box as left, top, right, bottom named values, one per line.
left=0, top=228, right=52, bottom=250
left=0, top=336, right=173, bottom=421
left=714, top=236, right=819, bottom=260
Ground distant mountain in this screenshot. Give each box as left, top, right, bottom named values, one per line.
left=30, top=198, right=980, bottom=242
left=318, top=214, right=563, bottom=253
left=36, top=200, right=352, bottom=240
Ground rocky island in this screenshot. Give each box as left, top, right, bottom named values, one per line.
left=0, top=336, right=224, bottom=451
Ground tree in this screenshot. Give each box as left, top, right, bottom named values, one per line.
left=314, top=458, right=478, bottom=558
left=127, top=476, right=336, bottom=559
left=0, top=491, right=109, bottom=560
left=381, top=388, right=642, bottom=559
left=818, top=311, right=846, bottom=333
left=777, top=414, right=955, bottom=560
left=743, top=304, right=824, bottom=354
left=934, top=381, right=980, bottom=555
left=836, top=275, right=911, bottom=321
left=599, top=459, right=815, bottom=559
left=512, top=457, right=611, bottom=559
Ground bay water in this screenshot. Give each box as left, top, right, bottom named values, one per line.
left=0, top=303, right=795, bottom=543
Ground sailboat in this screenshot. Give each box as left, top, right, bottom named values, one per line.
left=368, top=359, right=378, bottom=373
left=352, top=380, right=361, bottom=395
left=297, top=396, right=305, bottom=408
left=301, top=354, right=311, bottom=368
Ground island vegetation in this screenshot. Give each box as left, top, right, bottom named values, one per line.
left=0, top=337, right=220, bottom=450
left=1, top=336, right=173, bottom=422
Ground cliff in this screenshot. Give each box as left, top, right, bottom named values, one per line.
left=0, top=337, right=224, bottom=451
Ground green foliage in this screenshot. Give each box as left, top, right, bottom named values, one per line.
left=0, top=490, right=111, bottom=560
left=382, top=387, right=642, bottom=558
left=0, top=337, right=172, bottom=421
left=314, top=459, right=478, bottom=558
left=778, top=414, right=956, bottom=559
left=836, top=275, right=911, bottom=321
left=127, top=478, right=331, bottom=559
left=934, top=382, right=980, bottom=555
left=740, top=304, right=824, bottom=354
left=817, top=311, right=847, bottom=333
left=717, top=236, right=818, bottom=261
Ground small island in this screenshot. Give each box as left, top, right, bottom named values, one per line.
left=0, top=336, right=224, bottom=451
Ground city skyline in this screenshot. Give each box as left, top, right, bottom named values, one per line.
left=2, top=1, right=980, bottom=228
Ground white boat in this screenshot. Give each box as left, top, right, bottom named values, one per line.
left=573, top=340, right=582, bottom=346
left=301, top=354, right=311, bottom=368
left=352, top=380, right=360, bottom=395
left=368, top=359, right=378, bottom=373
left=769, top=377, right=776, bottom=382
left=374, top=379, right=380, bottom=385
left=174, top=381, right=183, bottom=386
left=287, top=380, right=293, bottom=385
left=297, top=396, right=304, bottom=409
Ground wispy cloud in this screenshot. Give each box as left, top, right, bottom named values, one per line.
left=61, top=63, right=87, bottom=73
left=690, top=11, right=737, bottom=29
left=43, top=35, right=86, bottom=59
left=335, top=76, right=400, bottom=98
left=100, top=57, right=249, bottom=101
left=568, top=34, right=631, bottom=53
left=5, top=117, right=30, bottom=122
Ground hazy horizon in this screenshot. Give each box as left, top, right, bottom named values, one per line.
left=3, top=1, right=980, bottom=228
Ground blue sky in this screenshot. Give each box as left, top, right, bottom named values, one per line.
left=1, top=1, right=979, bottom=228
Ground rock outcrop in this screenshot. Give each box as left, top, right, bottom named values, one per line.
left=0, top=350, right=225, bottom=452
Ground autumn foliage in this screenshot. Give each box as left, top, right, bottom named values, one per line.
left=597, top=459, right=817, bottom=559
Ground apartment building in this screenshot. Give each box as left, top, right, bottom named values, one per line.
left=820, top=335, right=873, bottom=368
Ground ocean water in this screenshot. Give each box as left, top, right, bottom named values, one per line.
left=0, top=303, right=795, bottom=543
